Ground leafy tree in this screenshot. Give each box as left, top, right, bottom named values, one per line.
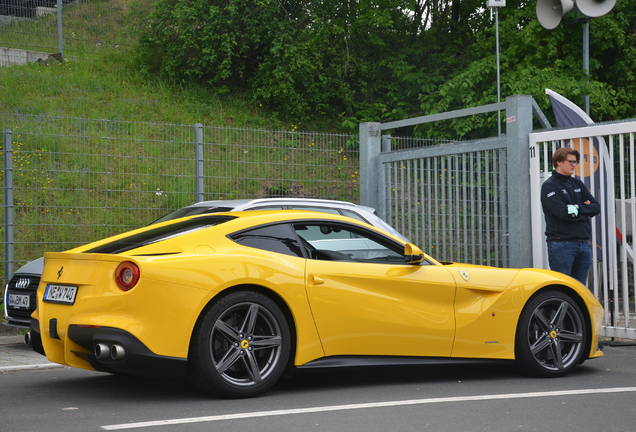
left=128, top=0, right=636, bottom=136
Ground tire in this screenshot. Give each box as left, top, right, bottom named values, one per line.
left=515, top=290, right=586, bottom=378
left=188, top=290, right=291, bottom=398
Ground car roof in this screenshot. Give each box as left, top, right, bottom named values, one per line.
left=151, top=198, right=408, bottom=242
left=185, top=198, right=373, bottom=211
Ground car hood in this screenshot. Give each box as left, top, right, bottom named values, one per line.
left=12, top=257, right=44, bottom=275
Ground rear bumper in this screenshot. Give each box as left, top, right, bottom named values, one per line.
left=29, top=319, right=46, bottom=356
left=33, top=319, right=187, bottom=377
left=67, top=325, right=188, bottom=377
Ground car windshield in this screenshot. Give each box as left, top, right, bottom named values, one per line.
left=84, top=215, right=235, bottom=254
left=151, top=206, right=235, bottom=225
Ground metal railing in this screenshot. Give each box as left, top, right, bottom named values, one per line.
left=381, top=140, right=509, bottom=267
left=1, top=114, right=359, bottom=285
left=530, top=121, right=636, bottom=339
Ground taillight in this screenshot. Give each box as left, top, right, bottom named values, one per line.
left=115, top=262, right=140, bottom=291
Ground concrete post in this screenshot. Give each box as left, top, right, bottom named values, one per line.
left=359, top=122, right=381, bottom=214
left=505, top=95, right=534, bottom=268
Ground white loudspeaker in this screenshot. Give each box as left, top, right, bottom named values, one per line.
left=536, top=0, right=574, bottom=30
left=576, top=0, right=617, bottom=18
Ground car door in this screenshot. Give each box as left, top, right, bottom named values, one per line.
left=293, top=222, right=457, bottom=358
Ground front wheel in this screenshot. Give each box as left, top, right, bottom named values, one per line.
left=188, top=291, right=291, bottom=398
left=515, top=290, right=587, bottom=378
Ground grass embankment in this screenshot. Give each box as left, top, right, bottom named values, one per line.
left=0, top=52, right=292, bottom=129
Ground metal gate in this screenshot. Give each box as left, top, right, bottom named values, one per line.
left=360, top=95, right=542, bottom=269
left=530, top=121, right=636, bottom=339
left=378, top=136, right=510, bottom=267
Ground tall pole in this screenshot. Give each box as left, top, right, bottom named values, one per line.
left=583, top=19, right=590, bottom=116
left=496, top=8, right=501, bottom=135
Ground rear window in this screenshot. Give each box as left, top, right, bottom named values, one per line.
left=84, top=216, right=235, bottom=254
left=151, top=206, right=235, bottom=225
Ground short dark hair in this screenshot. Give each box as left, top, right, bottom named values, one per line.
left=552, top=147, right=579, bottom=169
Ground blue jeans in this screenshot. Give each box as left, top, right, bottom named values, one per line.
left=547, top=240, right=593, bottom=285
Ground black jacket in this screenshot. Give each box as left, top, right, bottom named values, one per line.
left=541, top=170, right=601, bottom=241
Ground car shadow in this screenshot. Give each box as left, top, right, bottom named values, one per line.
left=274, top=360, right=603, bottom=395
left=279, top=362, right=518, bottom=391
left=22, top=358, right=603, bottom=402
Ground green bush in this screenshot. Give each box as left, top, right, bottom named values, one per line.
left=127, top=0, right=636, bottom=137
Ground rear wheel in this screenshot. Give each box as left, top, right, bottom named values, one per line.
left=188, top=291, right=291, bottom=398
left=515, top=290, right=586, bottom=377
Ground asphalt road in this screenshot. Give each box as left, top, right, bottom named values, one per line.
left=1, top=342, right=636, bottom=432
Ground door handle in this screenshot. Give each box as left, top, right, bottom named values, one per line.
left=308, top=275, right=325, bottom=285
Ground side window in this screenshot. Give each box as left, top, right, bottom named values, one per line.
left=296, top=225, right=352, bottom=242
left=230, top=224, right=304, bottom=258
left=293, top=223, right=404, bottom=263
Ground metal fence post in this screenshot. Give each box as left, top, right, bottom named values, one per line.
left=359, top=122, right=381, bottom=216
left=195, top=123, right=204, bottom=202
left=57, top=0, right=64, bottom=56
left=4, top=129, right=14, bottom=284
left=378, top=134, right=392, bottom=221
left=505, top=95, right=534, bottom=268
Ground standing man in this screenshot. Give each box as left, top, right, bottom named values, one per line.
left=541, top=147, right=600, bottom=285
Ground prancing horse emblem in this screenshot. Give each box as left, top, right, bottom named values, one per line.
left=458, top=270, right=470, bottom=282
left=57, top=267, right=64, bottom=280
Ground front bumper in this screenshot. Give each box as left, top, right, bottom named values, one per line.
left=4, top=272, right=41, bottom=329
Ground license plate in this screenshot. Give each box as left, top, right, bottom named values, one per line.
left=9, top=294, right=30, bottom=309
left=43, top=284, right=78, bottom=305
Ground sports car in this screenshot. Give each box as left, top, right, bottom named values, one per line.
left=31, top=211, right=604, bottom=398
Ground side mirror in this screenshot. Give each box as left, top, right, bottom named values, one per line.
left=404, top=243, right=425, bottom=264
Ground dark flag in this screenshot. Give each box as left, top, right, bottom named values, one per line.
left=547, top=89, right=591, bottom=128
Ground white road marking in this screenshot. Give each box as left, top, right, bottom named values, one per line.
left=101, top=386, right=636, bottom=430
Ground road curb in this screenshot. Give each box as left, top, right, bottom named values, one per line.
left=0, top=333, right=58, bottom=371
left=0, top=364, right=65, bottom=372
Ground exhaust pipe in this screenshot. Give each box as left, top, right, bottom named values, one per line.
left=24, top=331, right=32, bottom=346
left=110, top=344, right=125, bottom=361
left=94, top=343, right=110, bottom=361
